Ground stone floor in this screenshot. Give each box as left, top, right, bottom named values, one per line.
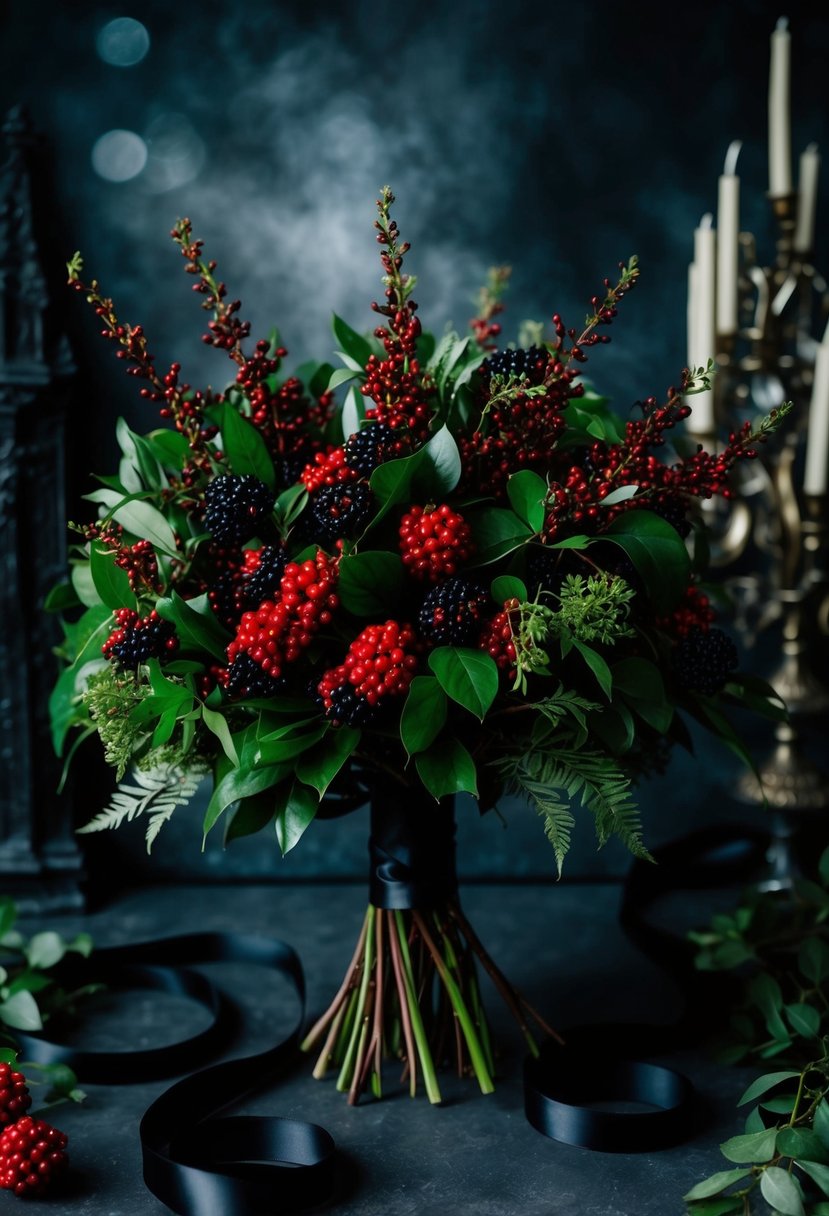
left=12, top=880, right=758, bottom=1216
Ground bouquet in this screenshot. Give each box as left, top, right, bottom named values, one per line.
left=48, top=187, right=786, bottom=1104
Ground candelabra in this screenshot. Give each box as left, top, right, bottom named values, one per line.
left=689, top=191, right=829, bottom=890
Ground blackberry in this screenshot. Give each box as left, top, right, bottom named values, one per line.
left=322, top=682, right=379, bottom=728
left=646, top=496, right=692, bottom=539
left=310, top=480, right=373, bottom=540
left=103, top=610, right=177, bottom=668
left=226, top=653, right=287, bottom=699
left=343, top=422, right=413, bottom=478
left=204, top=474, right=275, bottom=545
left=482, top=344, right=549, bottom=387
left=241, top=545, right=288, bottom=608
left=418, top=576, right=489, bottom=645
left=673, top=626, right=738, bottom=695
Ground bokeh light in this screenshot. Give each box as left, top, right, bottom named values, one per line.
left=91, top=129, right=148, bottom=182
left=143, top=113, right=206, bottom=193
left=95, top=17, right=150, bottom=67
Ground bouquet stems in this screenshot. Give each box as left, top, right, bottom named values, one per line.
left=300, top=899, right=560, bottom=1104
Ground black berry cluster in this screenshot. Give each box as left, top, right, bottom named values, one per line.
left=418, top=577, right=489, bottom=645
left=310, top=480, right=374, bottom=541
left=673, top=627, right=738, bottom=695
left=102, top=609, right=178, bottom=668
left=343, top=422, right=414, bottom=478
left=204, top=475, right=275, bottom=544
left=483, top=344, right=550, bottom=387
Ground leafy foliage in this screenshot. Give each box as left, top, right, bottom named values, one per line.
left=77, top=763, right=205, bottom=852
left=684, top=847, right=829, bottom=1214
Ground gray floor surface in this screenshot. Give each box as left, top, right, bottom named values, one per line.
left=11, top=882, right=757, bottom=1216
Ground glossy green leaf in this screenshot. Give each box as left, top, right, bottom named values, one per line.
left=611, top=656, right=673, bottom=732
left=799, top=936, right=829, bottom=986
left=603, top=510, right=691, bottom=613
left=573, top=639, right=612, bottom=700
left=71, top=561, right=102, bottom=607
left=332, top=313, right=373, bottom=369
left=490, top=575, right=527, bottom=604
left=719, top=1125, right=779, bottom=1163
left=428, top=647, right=499, bottom=719
left=777, top=1126, right=829, bottom=1165
left=467, top=508, right=533, bottom=566
left=507, top=469, right=546, bottom=531
left=201, top=706, right=239, bottom=765
left=275, top=781, right=319, bottom=855
left=798, top=1160, right=829, bottom=1198
left=203, top=762, right=290, bottom=839
left=338, top=552, right=404, bottom=616
left=734, top=1070, right=797, bottom=1108
left=759, top=1165, right=804, bottom=1215
left=423, top=425, right=462, bottom=495
left=156, top=592, right=230, bottom=661
left=89, top=542, right=137, bottom=611
left=43, top=581, right=82, bottom=614
left=814, top=1100, right=829, bottom=1148
left=415, top=737, right=478, bottom=800
left=785, top=1002, right=820, bottom=1038
left=220, top=402, right=276, bottom=489
left=400, top=676, right=448, bottom=756
left=25, top=932, right=66, bottom=970
left=224, top=792, right=277, bottom=843
left=0, top=991, right=42, bottom=1032
left=295, top=727, right=361, bottom=796
left=682, top=1168, right=752, bottom=1201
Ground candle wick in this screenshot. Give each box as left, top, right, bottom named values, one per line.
left=775, top=15, right=789, bottom=31
left=724, top=141, right=743, bottom=176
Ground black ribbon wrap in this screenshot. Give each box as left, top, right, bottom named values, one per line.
left=368, top=779, right=457, bottom=909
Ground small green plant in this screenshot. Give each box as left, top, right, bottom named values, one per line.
left=684, top=846, right=829, bottom=1215
left=0, top=897, right=91, bottom=1110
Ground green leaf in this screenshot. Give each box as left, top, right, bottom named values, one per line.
left=491, top=575, right=527, bottom=604
left=116, top=416, right=166, bottom=490
left=220, top=402, right=276, bottom=490
left=274, top=781, right=319, bottom=855
left=71, top=561, right=102, bottom=607
left=156, top=592, right=230, bottom=661
left=0, top=900, right=16, bottom=939
left=737, top=1072, right=800, bottom=1107
left=43, top=581, right=82, bottom=613
left=603, top=510, right=691, bottom=613
left=338, top=552, right=404, bottom=616
left=799, top=936, right=829, bottom=986
left=682, top=1169, right=752, bottom=1201
left=819, top=845, right=829, bottom=886
left=368, top=446, right=431, bottom=528
left=295, top=727, right=361, bottom=796
left=415, top=738, right=478, bottom=800
left=112, top=498, right=179, bottom=558
left=785, top=1002, right=820, bottom=1038
left=202, top=762, right=289, bottom=839
left=719, top=1125, right=779, bottom=1163
left=146, top=427, right=190, bottom=469
left=89, top=542, right=138, bottom=611
left=748, top=971, right=789, bottom=1042
left=507, top=469, right=547, bottom=531
left=0, top=990, right=42, bottom=1032
left=340, top=385, right=365, bottom=441
left=572, top=639, right=612, bottom=700
left=777, top=1127, right=829, bottom=1165
left=428, top=647, right=499, bottom=719
left=332, top=313, right=373, bottom=369
left=467, top=508, right=533, bottom=566
left=25, top=932, right=66, bottom=970
left=201, top=706, right=239, bottom=765
left=798, top=1160, right=829, bottom=1198
left=327, top=366, right=362, bottom=393
left=814, top=1100, right=829, bottom=1149
left=224, top=793, right=276, bottom=843
left=759, top=1165, right=804, bottom=1215
left=0, top=1048, right=18, bottom=1066
left=612, top=656, right=673, bottom=732
left=400, top=676, right=448, bottom=757
left=254, top=726, right=328, bottom=767
left=744, top=1106, right=765, bottom=1133
left=423, top=425, right=462, bottom=495
left=601, top=484, right=640, bottom=507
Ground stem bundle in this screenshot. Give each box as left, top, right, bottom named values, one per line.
left=300, top=899, right=560, bottom=1104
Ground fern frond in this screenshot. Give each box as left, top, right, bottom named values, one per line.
left=77, top=765, right=201, bottom=852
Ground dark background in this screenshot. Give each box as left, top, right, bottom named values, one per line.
left=3, top=0, right=828, bottom=885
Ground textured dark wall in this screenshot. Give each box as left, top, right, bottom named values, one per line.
left=3, top=0, right=828, bottom=884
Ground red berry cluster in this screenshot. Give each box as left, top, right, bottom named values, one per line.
left=479, top=601, right=518, bottom=683
left=655, top=584, right=716, bottom=639
left=0, top=1115, right=69, bottom=1198
left=398, top=505, right=474, bottom=583
left=460, top=378, right=571, bottom=500
left=300, top=447, right=358, bottom=494
left=171, top=218, right=251, bottom=360
left=0, top=1066, right=31, bottom=1130
left=360, top=189, right=434, bottom=438
left=226, top=550, right=339, bottom=681
left=317, top=620, right=419, bottom=723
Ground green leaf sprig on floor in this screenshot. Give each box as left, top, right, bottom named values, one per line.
left=684, top=847, right=829, bottom=1215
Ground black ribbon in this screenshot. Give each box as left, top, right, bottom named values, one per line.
left=16, top=933, right=336, bottom=1216
left=368, top=782, right=457, bottom=909
left=521, top=823, right=770, bottom=1152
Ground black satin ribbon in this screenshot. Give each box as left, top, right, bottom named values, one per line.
left=521, top=823, right=770, bottom=1152
left=368, top=784, right=457, bottom=909
left=16, top=933, right=336, bottom=1216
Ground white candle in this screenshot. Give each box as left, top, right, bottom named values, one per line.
left=804, top=317, right=829, bottom=496
left=687, top=261, right=698, bottom=373
left=794, top=142, right=820, bottom=254
left=688, top=214, right=717, bottom=433
left=768, top=17, right=792, bottom=197
left=717, top=141, right=742, bottom=336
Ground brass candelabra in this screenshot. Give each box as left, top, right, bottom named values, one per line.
left=689, top=193, right=829, bottom=888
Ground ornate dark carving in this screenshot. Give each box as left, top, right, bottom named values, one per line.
left=0, top=106, right=83, bottom=911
